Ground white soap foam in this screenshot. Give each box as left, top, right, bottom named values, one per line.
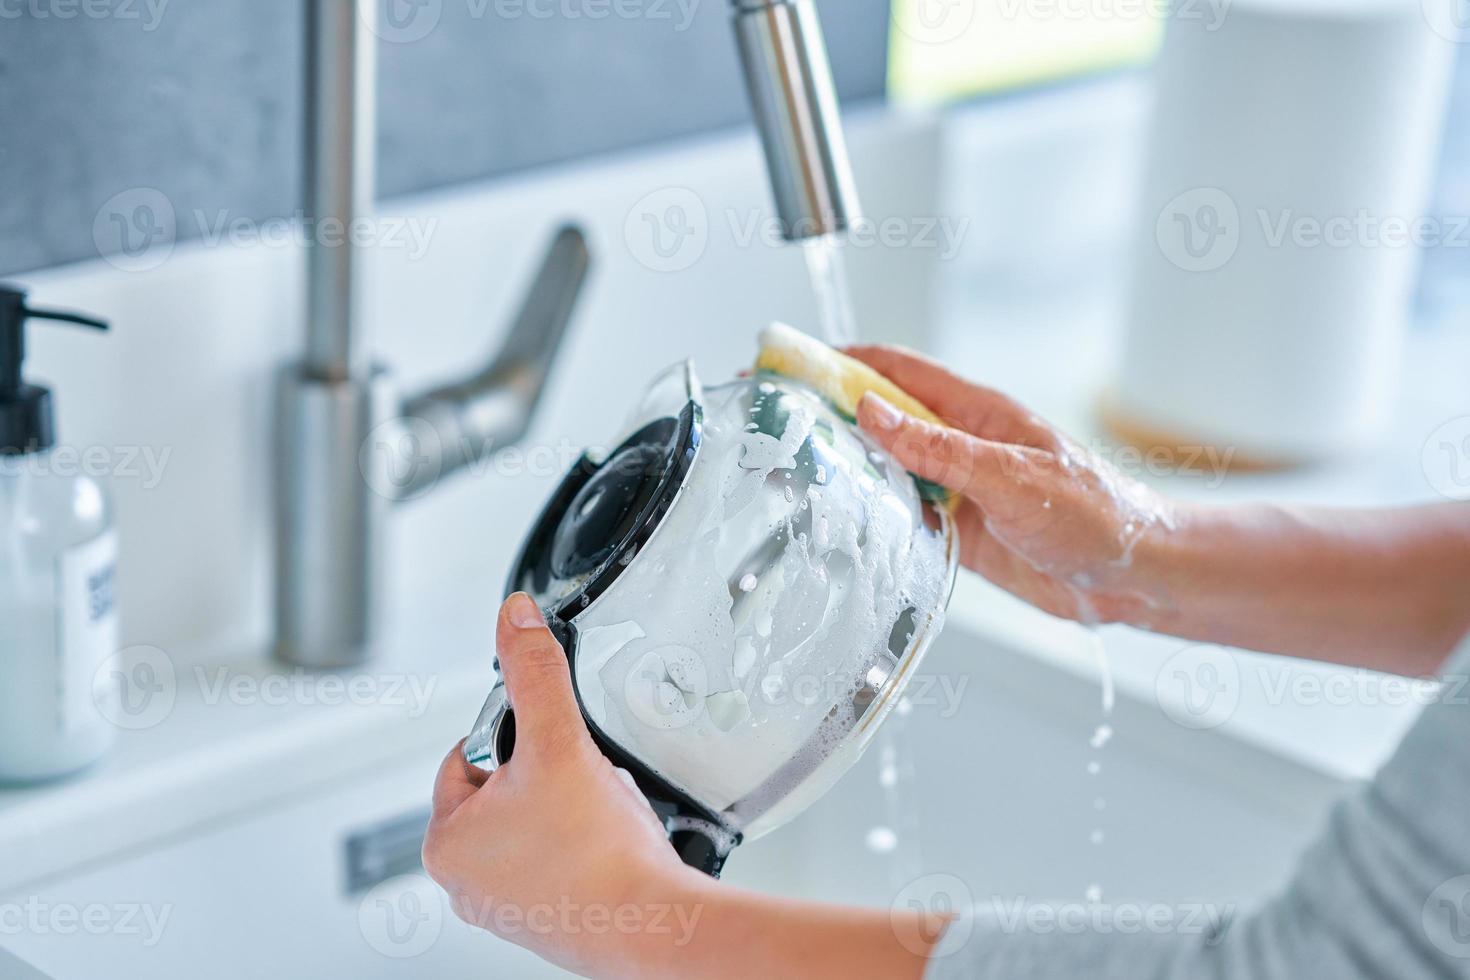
left=571, top=379, right=952, bottom=829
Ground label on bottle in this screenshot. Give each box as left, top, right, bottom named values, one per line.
left=57, top=530, right=118, bottom=734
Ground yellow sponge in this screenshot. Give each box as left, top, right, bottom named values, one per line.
left=754, top=322, right=954, bottom=506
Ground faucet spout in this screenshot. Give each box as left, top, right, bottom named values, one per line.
left=731, top=0, right=863, bottom=241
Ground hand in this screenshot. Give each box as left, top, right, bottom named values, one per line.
left=424, top=593, right=949, bottom=980
left=422, top=592, right=698, bottom=979
left=847, top=345, right=1178, bottom=627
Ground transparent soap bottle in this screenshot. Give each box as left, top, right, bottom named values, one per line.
left=0, top=288, right=118, bottom=783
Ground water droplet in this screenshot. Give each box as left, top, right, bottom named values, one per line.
left=738, top=573, right=758, bottom=593
left=1090, top=724, right=1113, bottom=749
left=1085, top=884, right=1103, bottom=903
left=1090, top=829, right=1105, bottom=845
left=865, top=826, right=898, bottom=854
left=1086, top=761, right=1101, bottom=776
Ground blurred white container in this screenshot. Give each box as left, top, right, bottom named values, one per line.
left=1111, top=0, right=1455, bottom=464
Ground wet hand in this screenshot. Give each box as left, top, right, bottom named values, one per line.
left=847, top=345, right=1177, bottom=626
left=422, top=593, right=699, bottom=978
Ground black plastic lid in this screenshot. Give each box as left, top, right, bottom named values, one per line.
left=509, top=402, right=702, bottom=621
left=0, top=285, right=108, bottom=455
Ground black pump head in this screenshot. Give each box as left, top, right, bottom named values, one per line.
left=0, top=284, right=109, bottom=455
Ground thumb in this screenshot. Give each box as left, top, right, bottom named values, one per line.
left=497, top=593, right=592, bottom=760
left=856, top=392, right=1044, bottom=500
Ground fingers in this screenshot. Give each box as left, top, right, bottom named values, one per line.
left=845, top=344, right=1057, bottom=450
left=496, top=593, right=593, bottom=761
left=858, top=392, right=1050, bottom=501
left=432, top=739, right=485, bottom=820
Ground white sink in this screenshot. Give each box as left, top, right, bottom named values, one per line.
left=2, top=620, right=1343, bottom=979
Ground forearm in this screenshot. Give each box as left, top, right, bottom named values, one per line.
left=1135, top=501, right=1470, bottom=674
left=623, top=868, right=941, bottom=980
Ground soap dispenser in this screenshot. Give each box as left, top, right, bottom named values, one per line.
left=0, top=286, right=118, bottom=782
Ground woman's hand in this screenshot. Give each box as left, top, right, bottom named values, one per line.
left=424, top=593, right=948, bottom=979
left=847, top=345, right=1178, bottom=627
left=423, top=593, right=696, bottom=978
left=848, top=344, right=1470, bottom=672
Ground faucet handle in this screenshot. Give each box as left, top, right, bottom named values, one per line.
left=398, top=225, right=592, bottom=499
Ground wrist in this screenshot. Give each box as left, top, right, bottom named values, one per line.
left=605, top=862, right=722, bottom=980
left=1109, top=498, right=1210, bottom=632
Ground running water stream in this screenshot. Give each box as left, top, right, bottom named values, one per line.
left=1083, top=627, right=1113, bottom=904
left=802, top=235, right=858, bottom=347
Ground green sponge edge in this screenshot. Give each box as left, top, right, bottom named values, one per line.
left=755, top=368, right=955, bottom=507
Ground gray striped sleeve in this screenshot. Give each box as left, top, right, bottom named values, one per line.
left=926, top=636, right=1470, bottom=980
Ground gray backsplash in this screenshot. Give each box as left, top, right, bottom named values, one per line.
left=0, top=0, right=890, bottom=276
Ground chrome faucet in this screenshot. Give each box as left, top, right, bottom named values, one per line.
left=275, top=0, right=861, bottom=669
